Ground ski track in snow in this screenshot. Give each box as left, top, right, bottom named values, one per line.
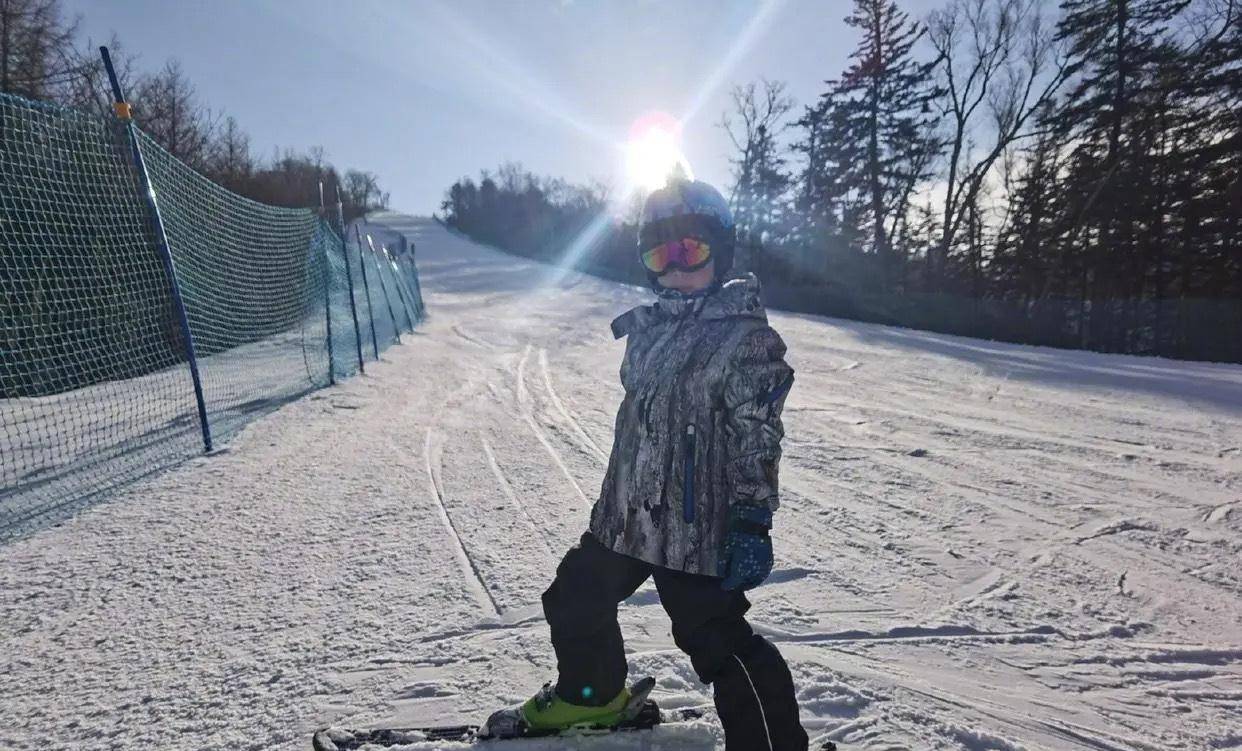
left=2, top=214, right=1241, bottom=751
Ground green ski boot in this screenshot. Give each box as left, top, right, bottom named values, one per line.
left=480, top=677, right=656, bottom=739
left=520, top=682, right=631, bottom=730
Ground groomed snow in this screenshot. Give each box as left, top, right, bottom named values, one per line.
left=2, top=214, right=1239, bottom=750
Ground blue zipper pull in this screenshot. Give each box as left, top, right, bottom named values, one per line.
left=683, top=424, right=696, bottom=523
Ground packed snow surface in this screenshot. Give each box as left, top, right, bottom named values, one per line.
left=2, top=214, right=1240, bottom=751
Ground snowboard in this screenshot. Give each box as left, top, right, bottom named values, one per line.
left=311, top=703, right=706, bottom=749
left=312, top=677, right=699, bottom=749
left=311, top=676, right=839, bottom=749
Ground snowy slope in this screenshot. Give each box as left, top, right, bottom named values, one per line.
left=1, top=214, right=1239, bottom=751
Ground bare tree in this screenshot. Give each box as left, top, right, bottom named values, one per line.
left=132, top=59, right=216, bottom=169
left=721, top=79, right=796, bottom=249
left=926, top=0, right=1071, bottom=281
left=0, top=0, right=82, bottom=99
left=1181, top=0, right=1238, bottom=48
left=208, top=115, right=253, bottom=191
left=344, top=169, right=385, bottom=213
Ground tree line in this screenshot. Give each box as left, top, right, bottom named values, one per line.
left=445, top=0, right=1240, bottom=363
left=728, top=0, right=1239, bottom=362
left=0, top=0, right=388, bottom=221
left=441, top=163, right=652, bottom=286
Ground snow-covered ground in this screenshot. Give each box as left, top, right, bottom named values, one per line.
left=2, top=214, right=1240, bottom=751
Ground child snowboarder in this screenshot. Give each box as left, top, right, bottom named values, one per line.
left=499, top=179, right=807, bottom=750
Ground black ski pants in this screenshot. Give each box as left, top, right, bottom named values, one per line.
left=542, top=532, right=808, bottom=751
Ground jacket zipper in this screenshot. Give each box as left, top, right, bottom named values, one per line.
left=682, top=424, right=696, bottom=523
left=658, top=312, right=692, bottom=518
left=666, top=305, right=700, bottom=525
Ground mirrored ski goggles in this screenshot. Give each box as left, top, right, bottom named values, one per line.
left=641, top=238, right=712, bottom=275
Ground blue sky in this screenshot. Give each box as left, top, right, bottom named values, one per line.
left=66, top=0, right=944, bottom=215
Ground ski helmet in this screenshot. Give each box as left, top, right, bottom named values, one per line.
left=637, top=179, right=735, bottom=287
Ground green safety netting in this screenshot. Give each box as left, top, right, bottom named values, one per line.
left=0, top=91, right=424, bottom=539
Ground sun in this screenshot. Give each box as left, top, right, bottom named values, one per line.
left=624, top=112, right=692, bottom=192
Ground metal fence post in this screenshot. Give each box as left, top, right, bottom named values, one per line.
left=334, top=191, right=365, bottom=373
left=365, top=234, right=401, bottom=344
left=397, top=257, right=422, bottom=324
left=317, top=184, right=335, bottom=385
left=321, top=235, right=336, bottom=384
left=353, top=225, right=380, bottom=359
left=381, top=245, right=416, bottom=332
left=401, top=256, right=425, bottom=320
left=101, top=46, right=212, bottom=453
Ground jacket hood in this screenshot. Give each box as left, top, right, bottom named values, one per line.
left=611, top=273, right=767, bottom=340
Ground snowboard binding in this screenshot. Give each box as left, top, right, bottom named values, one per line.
left=479, top=676, right=659, bottom=739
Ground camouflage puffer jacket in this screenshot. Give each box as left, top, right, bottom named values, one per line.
left=588, top=273, right=794, bottom=576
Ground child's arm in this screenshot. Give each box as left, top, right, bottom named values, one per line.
left=717, top=325, right=793, bottom=590
left=721, top=326, right=795, bottom=513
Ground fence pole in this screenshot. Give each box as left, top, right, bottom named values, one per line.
left=334, top=189, right=365, bottom=373
left=387, top=238, right=421, bottom=325
left=402, top=256, right=425, bottom=319
left=398, top=257, right=423, bottom=323
left=393, top=257, right=421, bottom=326
left=100, top=46, right=213, bottom=453
left=382, top=245, right=417, bottom=332
left=318, top=182, right=336, bottom=385
left=353, top=225, right=381, bottom=358
left=365, top=234, right=402, bottom=343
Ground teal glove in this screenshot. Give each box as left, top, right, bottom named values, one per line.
left=718, top=505, right=774, bottom=591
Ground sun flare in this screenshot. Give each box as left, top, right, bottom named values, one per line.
left=624, top=113, right=692, bottom=192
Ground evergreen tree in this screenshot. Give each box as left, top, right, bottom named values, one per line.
left=793, top=93, right=865, bottom=270
left=1169, top=0, right=1241, bottom=358
left=1053, top=0, right=1190, bottom=349
left=992, top=103, right=1065, bottom=306
left=802, top=0, right=941, bottom=289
